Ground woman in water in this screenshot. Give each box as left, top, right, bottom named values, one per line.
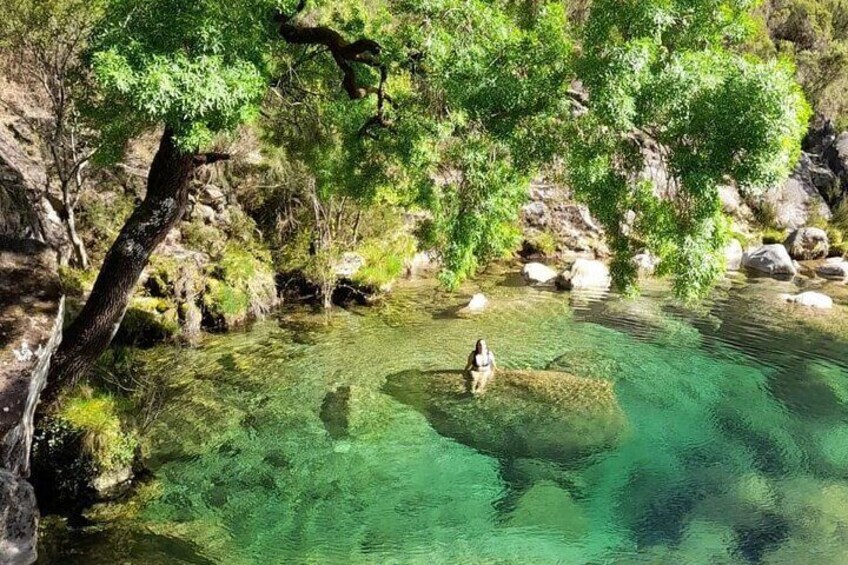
left=465, top=339, right=496, bottom=394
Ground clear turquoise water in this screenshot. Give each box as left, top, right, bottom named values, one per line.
left=39, top=269, right=848, bottom=564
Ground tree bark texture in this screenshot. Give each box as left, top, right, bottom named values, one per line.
left=44, top=128, right=195, bottom=400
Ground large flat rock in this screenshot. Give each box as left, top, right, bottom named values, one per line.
left=383, top=369, right=627, bottom=462
left=0, top=238, right=64, bottom=565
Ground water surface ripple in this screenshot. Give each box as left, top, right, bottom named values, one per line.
left=39, top=272, right=848, bottom=564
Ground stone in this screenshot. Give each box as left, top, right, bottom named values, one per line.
left=193, top=203, right=217, bottom=224
left=750, top=153, right=832, bottom=230
left=816, top=258, right=848, bottom=281
left=461, top=293, right=488, bottom=313
left=383, top=369, right=627, bottom=462
left=521, top=180, right=608, bottom=257
left=556, top=258, right=611, bottom=290
left=633, top=252, right=659, bottom=276
left=0, top=86, right=70, bottom=260
left=724, top=239, right=744, bottom=271
left=824, top=132, right=848, bottom=195
left=742, top=244, right=797, bottom=277
left=404, top=251, right=439, bottom=278
left=333, top=252, right=365, bottom=278
left=784, top=227, right=829, bottom=260
left=0, top=470, right=37, bottom=565
left=521, top=262, right=558, bottom=284
left=508, top=480, right=587, bottom=538
left=782, top=291, right=833, bottom=309
left=198, top=184, right=226, bottom=210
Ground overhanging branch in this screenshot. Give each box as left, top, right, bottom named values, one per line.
left=274, top=2, right=393, bottom=134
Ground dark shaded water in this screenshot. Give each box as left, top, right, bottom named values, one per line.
left=39, top=270, right=848, bottom=563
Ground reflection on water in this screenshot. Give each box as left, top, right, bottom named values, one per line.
left=38, top=270, right=848, bottom=564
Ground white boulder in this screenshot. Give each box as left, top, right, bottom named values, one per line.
left=633, top=252, right=659, bottom=276
left=743, top=244, right=797, bottom=277
left=724, top=239, right=744, bottom=271
left=556, top=259, right=611, bottom=290
left=334, top=252, right=365, bottom=278
left=461, top=293, right=488, bottom=313
left=521, top=262, right=558, bottom=284
left=782, top=291, right=833, bottom=309
left=404, top=251, right=440, bottom=278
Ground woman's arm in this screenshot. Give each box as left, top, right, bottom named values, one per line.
left=464, top=351, right=474, bottom=371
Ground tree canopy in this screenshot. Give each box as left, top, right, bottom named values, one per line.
left=81, top=0, right=810, bottom=297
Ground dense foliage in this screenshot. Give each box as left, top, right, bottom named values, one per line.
left=565, top=0, right=810, bottom=298
left=28, top=0, right=814, bottom=298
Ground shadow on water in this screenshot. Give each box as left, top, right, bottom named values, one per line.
left=320, top=385, right=352, bottom=439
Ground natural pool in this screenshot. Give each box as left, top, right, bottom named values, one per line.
left=39, top=268, right=848, bottom=564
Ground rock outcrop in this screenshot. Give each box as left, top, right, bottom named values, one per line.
left=743, top=244, right=797, bottom=277
left=784, top=227, right=829, bottom=260
left=750, top=153, right=832, bottom=230
left=0, top=82, right=69, bottom=261
left=521, top=181, right=608, bottom=258
left=724, top=239, right=744, bottom=271
left=824, top=132, right=848, bottom=201
left=0, top=238, right=64, bottom=565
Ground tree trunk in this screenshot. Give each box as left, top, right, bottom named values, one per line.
left=44, top=128, right=195, bottom=401
left=63, top=201, right=89, bottom=269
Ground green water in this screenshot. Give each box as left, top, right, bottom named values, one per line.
left=40, top=268, right=848, bottom=564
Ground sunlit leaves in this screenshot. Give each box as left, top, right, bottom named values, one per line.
left=567, top=0, right=810, bottom=298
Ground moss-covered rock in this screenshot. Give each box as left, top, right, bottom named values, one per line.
left=31, top=387, right=139, bottom=514
left=202, top=244, right=277, bottom=329
left=382, top=369, right=627, bottom=462
left=116, top=296, right=180, bottom=347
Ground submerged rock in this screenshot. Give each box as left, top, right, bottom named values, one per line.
left=507, top=480, right=587, bottom=537
left=780, top=291, right=833, bottom=309
left=743, top=245, right=797, bottom=277
left=784, top=227, right=829, bottom=260
left=521, top=262, right=558, bottom=284
left=460, top=293, right=488, bottom=314
left=382, top=369, right=626, bottom=462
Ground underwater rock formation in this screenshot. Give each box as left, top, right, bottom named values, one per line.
left=382, top=369, right=626, bottom=462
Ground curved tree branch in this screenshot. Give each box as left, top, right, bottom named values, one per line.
left=274, top=3, right=393, bottom=135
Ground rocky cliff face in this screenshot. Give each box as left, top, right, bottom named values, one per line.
left=0, top=81, right=69, bottom=260
left=0, top=238, right=64, bottom=565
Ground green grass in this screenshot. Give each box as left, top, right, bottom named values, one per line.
left=58, top=386, right=137, bottom=472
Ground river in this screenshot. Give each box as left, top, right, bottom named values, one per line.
left=38, top=266, right=848, bottom=563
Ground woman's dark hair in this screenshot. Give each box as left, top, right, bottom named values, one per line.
left=475, top=339, right=487, bottom=353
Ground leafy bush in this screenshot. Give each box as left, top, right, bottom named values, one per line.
left=353, top=233, right=417, bottom=288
